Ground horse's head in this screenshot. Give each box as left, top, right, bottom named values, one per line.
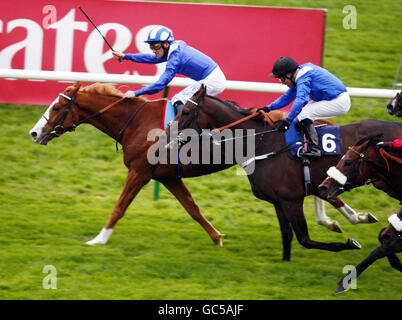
left=318, top=134, right=382, bottom=200
left=29, top=82, right=82, bottom=145
left=387, top=91, right=402, bottom=117
left=166, top=85, right=217, bottom=149
left=177, top=84, right=217, bottom=133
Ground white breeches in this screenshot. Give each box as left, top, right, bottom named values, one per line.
left=172, top=66, right=226, bottom=104
left=296, top=91, right=351, bottom=122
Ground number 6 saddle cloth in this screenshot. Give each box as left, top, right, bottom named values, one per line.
left=285, top=121, right=341, bottom=158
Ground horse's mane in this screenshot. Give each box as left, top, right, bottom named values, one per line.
left=355, top=133, right=383, bottom=146
left=78, top=83, right=124, bottom=98
left=207, top=95, right=251, bottom=116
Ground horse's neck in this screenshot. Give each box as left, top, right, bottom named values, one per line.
left=76, top=93, right=145, bottom=138
left=206, top=99, right=248, bottom=128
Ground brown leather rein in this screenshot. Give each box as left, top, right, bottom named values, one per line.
left=215, top=110, right=275, bottom=131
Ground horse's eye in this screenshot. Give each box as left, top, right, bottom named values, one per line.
left=53, top=107, right=60, bottom=112
left=182, top=109, right=189, bottom=116
left=344, top=160, right=352, bottom=167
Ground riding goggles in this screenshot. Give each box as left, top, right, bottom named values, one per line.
left=149, top=42, right=163, bottom=50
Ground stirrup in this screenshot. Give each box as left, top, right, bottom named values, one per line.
left=299, top=147, right=322, bottom=158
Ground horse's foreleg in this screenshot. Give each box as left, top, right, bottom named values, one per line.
left=279, top=199, right=361, bottom=253
left=386, top=253, right=402, bottom=271
left=162, top=179, right=224, bottom=246
left=313, top=196, right=342, bottom=233
left=274, top=203, right=293, bottom=261
left=330, top=197, right=378, bottom=224
left=86, top=169, right=150, bottom=245
left=334, top=243, right=398, bottom=294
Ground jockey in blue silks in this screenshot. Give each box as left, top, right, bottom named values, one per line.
left=112, top=25, right=226, bottom=113
left=258, top=57, right=351, bottom=157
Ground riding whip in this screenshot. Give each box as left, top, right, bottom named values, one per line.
left=78, top=6, right=122, bottom=63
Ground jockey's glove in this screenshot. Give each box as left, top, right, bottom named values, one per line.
left=257, top=105, right=272, bottom=113
left=277, top=119, right=291, bottom=132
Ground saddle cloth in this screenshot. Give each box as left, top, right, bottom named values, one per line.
left=162, top=100, right=176, bottom=130
left=285, top=122, right=341, bottom=158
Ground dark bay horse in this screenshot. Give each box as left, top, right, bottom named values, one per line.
left=29, top=81, right=370, bottom=249
left=387, top=91, right=402, bottom=117
left=318, top=134, right=402, bottom=293
left=318, top=134, right=402, bottom=201
left=174, top=85, right=402, bottom=261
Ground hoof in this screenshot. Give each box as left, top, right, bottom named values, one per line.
left=214, top=234, right=225, bottom=247
left=367, top=213, right=378, bottom=223
left=86, top=238, right=107, bottom=245
left=332, top=221, right=343, bottom=233
left=334, top=278, right=348, bottom=294
left=347, top=238, right=362, bottom=249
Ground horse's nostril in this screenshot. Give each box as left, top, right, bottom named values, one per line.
left=318, top=184, right=328, bottom=195
left=30, top=131, right=37, bottom=138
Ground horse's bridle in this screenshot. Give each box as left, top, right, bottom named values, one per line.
left=42, top=93, right=79, bottom=138
left=387, top=92, right=402, bottom=116
left=43, top=91, right=145, bottom=149
left=328, top=144, right=392, bottom=192
left=180, top=98, right=204, bottom=133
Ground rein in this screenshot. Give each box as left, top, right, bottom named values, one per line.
left=215, top=111, right=272, bottom=131
left=48, top=93, right=147, bottom=151
left=342, top=144, right=401, bottom=191
left=379, top=148, right=402, bottom=171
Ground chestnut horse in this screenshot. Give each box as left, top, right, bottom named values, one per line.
left=173, top=85, right=402, bottom=261
left=386, top=91, right=402, bottom=117
left=29, top=81, right=369, bottom=248
left=318, top=134, right=402, bottom=293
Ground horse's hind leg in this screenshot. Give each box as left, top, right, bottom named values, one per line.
left=274, top=203, right=293, bottom=261
left=329, top=197, right=378, bottom=224
left=279, top=199, right=361, bottom=253
left=86, top=168, right=151, bottom=245
left=162, top=179, right=224, bottom=246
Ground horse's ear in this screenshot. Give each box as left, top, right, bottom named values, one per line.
left=71, top=81, right=81, bottom=94
left=199, top=84, right=207, bottom=98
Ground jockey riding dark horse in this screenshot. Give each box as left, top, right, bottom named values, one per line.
left=258, top=57, right=351, bottom=158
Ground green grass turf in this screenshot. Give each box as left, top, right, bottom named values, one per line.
left=0, top=0, right=401, bottom=300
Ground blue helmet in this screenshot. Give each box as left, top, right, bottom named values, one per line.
left=145, top=25, right=174, bottom=43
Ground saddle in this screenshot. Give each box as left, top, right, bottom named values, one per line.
left=257, top=110, right=337, bottom=196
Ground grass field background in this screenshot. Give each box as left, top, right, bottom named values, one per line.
left=0, top=0, right=401, bottom=300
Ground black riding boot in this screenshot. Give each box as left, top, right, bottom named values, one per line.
left=174, top=101, right=184, bottom=114
left=299, top=119, right=322, bottom=158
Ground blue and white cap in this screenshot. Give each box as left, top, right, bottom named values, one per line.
left=145, top=25, right=174, bottom=43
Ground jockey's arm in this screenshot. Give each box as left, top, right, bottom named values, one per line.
left=123, top=52, right=165, bottom=64
left=267, top=87, right=296, bottom=112
left=134, top=51, right=180, bottom=96
left=286, top=77, right=312, bottom=122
